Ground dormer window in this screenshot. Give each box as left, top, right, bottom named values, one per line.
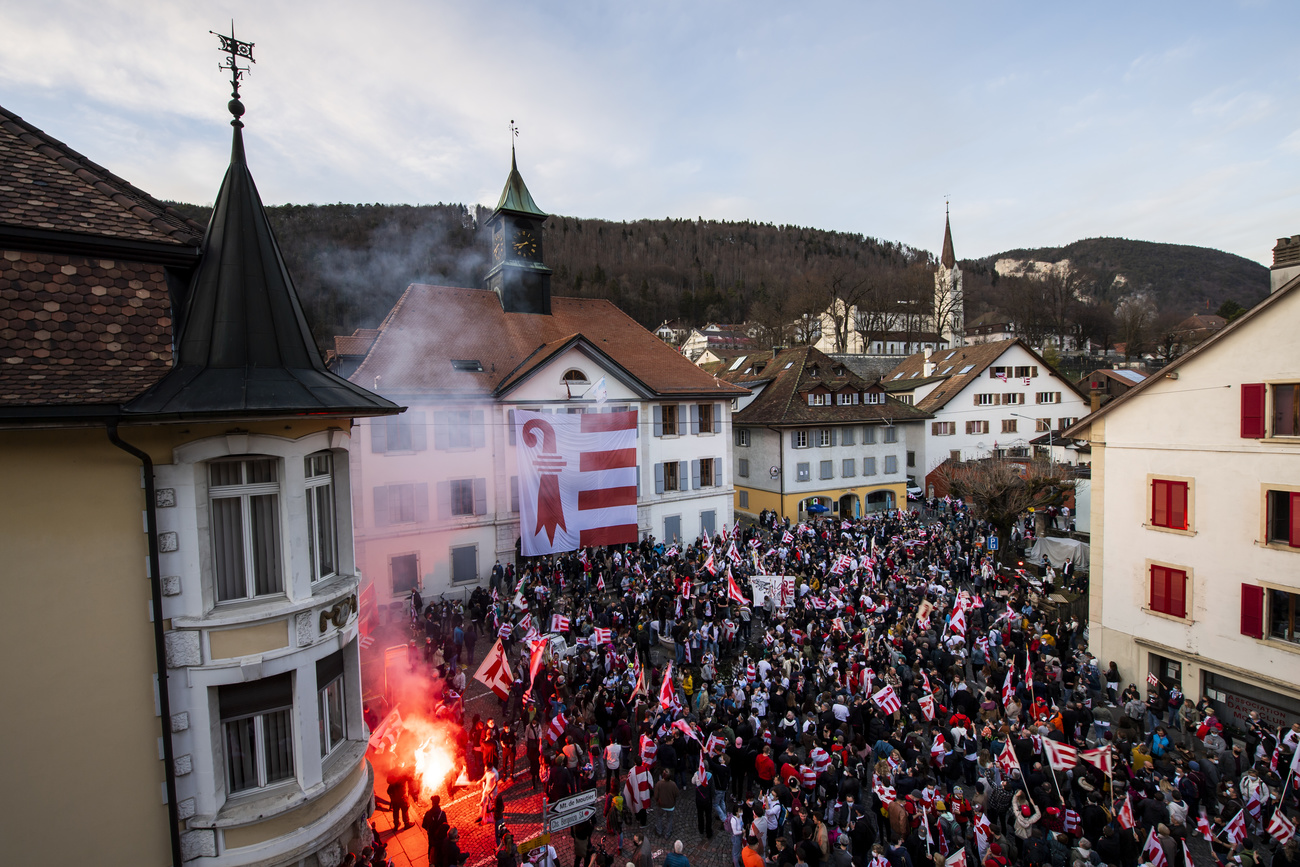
left=562, top=369, right=588, bottom=384
left=451, top=359, right=483, bottom=372
left=808, top=365, right=819, bottom=378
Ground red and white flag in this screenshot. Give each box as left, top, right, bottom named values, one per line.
left=367, top=707, right=404, bottom=751
left=1142, top=828, right=1168, bottom=867
left=873, top=778, right=897, bottom=807
left=597, top=575, right=606, bottom=590
left=550, top=614, right=570, bottom=633
left=781, top=530, right=794, bottom=544
left=727, top=569, right=748, bottom=605
left=590, top=627, right=612, bottom=646
left=1224, top=809, right=1248, bottom=846
left=1181, top=840, right=1196, bottom=867
left=872, top=685, right=901, bottom=714
left=1080, top=746, right=1112, bottom=774
left=973, top=813, right=993, bottom=854
left=996, top=740, right=1020, bottom=778
left=471, top=638, right=515, bottom=701
left=1002, top=667, right=1015, bottom=707
left=639, top=733, right=657, bottom=764
left=622, top=763, right=653, bottom=813
left=1064, top=809, right=1081, bottom=835
left=547, top=712, right=568, bottom=744
left=515, top=409, right=638, bottom=555
left=919, top=693, right=935, bottom=721
left=1269, top=810, right=1297, bottom=845
left=1196, top=815, right=1213, bottom=842
left=659, top=662, right=678, bottom=711
left=727, top=541, right=743, bottom=565
left=520, top=638, right=548, bottom=702
left=1042, top=740, right=1079, bottom=771
left=704, top=552, right=718, bottom=575
left=1147, top=671, right=1160, bottom=688
left=705, top=732, right=725, bottom=755
left=930, top=733, right=946, bottom=761
left=944, top=851, right=966, bottom=867
left=948, top=606, right=967, bottom=637
left=1115, top=795, right=1134, bottom=829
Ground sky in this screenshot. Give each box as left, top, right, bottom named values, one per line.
left=2, top=1, right=1297, bottom=266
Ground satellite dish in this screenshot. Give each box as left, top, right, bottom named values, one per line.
left=769, top=466, right=780, bottom=479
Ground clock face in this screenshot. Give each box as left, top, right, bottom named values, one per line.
left=513, top=230, right=538, bottom=257
left=492, top=232, right=504, bottom=260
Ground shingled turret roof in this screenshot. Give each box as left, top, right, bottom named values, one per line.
left=494, top=148, right=546, bottom=217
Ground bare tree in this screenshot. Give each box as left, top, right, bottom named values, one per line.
left=937, top=459, right=1075, bottom=566
left=1115, top=294, right=1157, bottom=361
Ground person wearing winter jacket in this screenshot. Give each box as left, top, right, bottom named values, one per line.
left=1011, top=793, right=1041, bottom=842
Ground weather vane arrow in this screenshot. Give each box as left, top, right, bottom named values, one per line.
left=211, top=23, right=255, bottom=126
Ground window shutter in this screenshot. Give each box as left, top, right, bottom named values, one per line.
left=1241, top=584, right=1264, bottom=638
left=373, top=486, right=390, bottom=527
left=508, top=409, right=517, bottom=446
left=1150, top=565, right=1166, bottom=613
left=1291, top=492, right=1300, bottom=547
left=1152, top=480, right=1168, bottom=526
left=713, top=403, right=722, bottom=433
left=511, top=476, right=520, bottom=513
left=436, top=481, right=451, bottom=520
left=830, top=428, right=838, bottom=446
left=713, top=457, right=722, bottom=487
left=407, top=411, right=427, bottom=451
left=734, top=429, right=742, bottom=447
left=654, top=462, right=665, bottom=494
left=678, top=404, right=689, bottom=436
left=790, top=431, right=798, bottom=448
left=653, top=405, right=663, bottom=437
left=1170, top=569, right=1187, bottom=618
left=371, top=419, right=388, bottom=453
left=474, top=478, right=487, bottom=515
left=1241, top=383, right=1266, bottom=438
left=471, top=411, right=486, bottom=448
left=808, top=394, right=815, bottom=406
left=1171, top=482, right=1188, bottom=530
left=691, top=459, right=701, bottom=490
left=434, top=411, right=450, bottom=450
left=414, top=483, right=430, bottom=523
left=691, top=404, right=700, bottom=435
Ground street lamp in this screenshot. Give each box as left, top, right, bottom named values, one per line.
left=1009, top=412, right=1052, bottom=461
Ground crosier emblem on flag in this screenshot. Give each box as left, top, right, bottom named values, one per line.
left=872, top=685, right=901, bottom=714
left=516, top=409, right=638, bottom=555
left=472, top=638, right=515, bottom=700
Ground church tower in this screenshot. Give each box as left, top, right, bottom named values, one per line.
left=934, top=206, right=964, bottom=347
left=484, top=147, right=553, bottom=315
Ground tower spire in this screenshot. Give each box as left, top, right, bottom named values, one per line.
left=940, top=202, right=956, bottom=270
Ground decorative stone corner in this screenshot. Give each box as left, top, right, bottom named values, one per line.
left=165, top=631, right=201, bottom=668
left=177, top=798, right=196, bottom=821
left=317, top=841, right=344, bottom=867
left=158, top=531, right=179, bottom=553
left=161, top=575, right=182, bottom=597
left=174, top=754, right=192, bottom=776
left=155, top=488, right=176, bottom=508
left=296, top=611, right=315, bottom=646
left=171, top=712, right=189, bottom=733
left=180, top=829, right=216, bottom=860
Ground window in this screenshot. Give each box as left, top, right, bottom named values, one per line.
left=989, top=366, right=1011, bottom=380
left=700, top=459, right=715, bottom=487
left=1269, top=589, right=1300, bottom=643
left=884, top=455, right=898, bottom=474
left=863, top=427, right=877, bottom=445
left=664, top=515, right=681, bottom=544
left=1266, top=490, right=1300, bottom=547
left=433, top=410, right=485, bottom=450
left=794, top=430, right=809, bottom=449
left=884, top=427, right=898, bottom=444
left=701, top=510, right=716, bottom=538
left=1015, top=366, right=1038, bottom=379
left=450, top=479, right=476, bottom=516
left=865, top=392, right=886, bottom=405
left=808, top=393, right=829, bottom=406
left=932, top=422, right=955, bottom=436
left=1151, top=479, right=1189, bottom=530
left=661, top=404, right=678, bottom=436
left=842, top=427, right=856, bottom=446
left=317, top=651, right=346, bottom=757
left=837, top=391, right=858, bottom=406
left=1007, top=446, right=1029, bottom=458
left=842, top=459, right=856, bottom=477
left=384, top=416, right=412, bottom=452
left=664, top=461, right=680, bottom=492
left=949, top=450, right=962, bottom=463
left=966, top=420, right=989, bottom=435
left=907, top=451, right=915, bottom=467
left=797, top=462, right=811, bottom=482
left=220, top=673, right=295, bottom=794
left=1003, top=393, right=1025, bottom=406
left=375, top=482, right=426, bottom=526
left=820, top=460, right=834, bottom=480
left=451, top=544, right=478, bottom=584
left=698, top=403, right=715, bottom=433
left=817, top=429, right=832, bottom=447
left=562, top=368, right=588, bottom=383
left=1036, top=392, right=1061, bottom=404
left=896, top=394, right=914, bottom=405
left=210, top=458, right=283, bottom=603
left=738, top=458, right=750, bottom=478
left=1002, top=419, right=1018, bottom=434
left=1149, top=564, right=1188, bottom=618
left=735, top=428, right=751, bottom=447
left=863, top=457, right=877, bottom=476
left=974, top=394, right=997, bottom=406
left=738, top=490, right=749, bottom=509
left=390, top=553, right=419, bottom=595
left=452, top=359, right=484, bottom=372
left=1036, top=418, right=1051, bottom=432
left=1275, top=384, right=1300, bottom=436
left=305, top=453, right=336, bottom=583
left=1058, top=417, right=1077, bottom=430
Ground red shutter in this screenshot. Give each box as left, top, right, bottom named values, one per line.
left=1241, top=383, right=1266, bottom=438
left=1170, top=569, right=1187, bottom=618
left=1150, top=565, right=1167, bottom=613
left=1241, top=584, right=1264, bottom=638
left=1152, top=480, right=1168, bottom=526
left=1171, top=482, right=1188, bottom=530
left=1291, top=492, right=1300, bottom=548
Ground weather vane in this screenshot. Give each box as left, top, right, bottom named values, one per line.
left=211, top=23, right=255, bottom=126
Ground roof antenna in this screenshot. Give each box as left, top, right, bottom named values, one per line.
left=211, top=22, right=255, bottom=128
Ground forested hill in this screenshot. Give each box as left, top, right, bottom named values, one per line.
left=985, top=237, right=1269, bottom=311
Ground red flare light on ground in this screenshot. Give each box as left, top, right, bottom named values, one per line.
left=401, top=715, right=465, bottom=800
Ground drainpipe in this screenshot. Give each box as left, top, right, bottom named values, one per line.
left=107, top=421, right=184, bottom=867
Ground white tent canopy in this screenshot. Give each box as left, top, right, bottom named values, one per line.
left=1028, top=537, right=1089, bottom=572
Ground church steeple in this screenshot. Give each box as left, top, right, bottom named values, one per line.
left=484, top=141, right=553, bottom=315
left=933, top=204, right=964, bottom=349
left=940, top=203, right=956, bottom=270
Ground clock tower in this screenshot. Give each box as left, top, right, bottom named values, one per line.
left=485, top=148, right=553, bottom=314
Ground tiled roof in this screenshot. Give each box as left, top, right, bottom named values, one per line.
left=333, top=329, right=380, bottom=357
left=718, top=345, right=930, bottom=426
left=827, top=354, right=907, bottom=382
left=0, top=248, right=172, bottom=405
left=0, top=106, right=202, bottom=246
left=349, top=285, right=750, bottom=399
left=881, top=340, right=1021, bottom=413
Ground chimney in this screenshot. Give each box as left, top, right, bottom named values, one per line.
left=922, top=348, right=936, bottom=377
left=1091, top=391, right=1102, bottom=413
left=1271, top=234, right=1300, bottom=293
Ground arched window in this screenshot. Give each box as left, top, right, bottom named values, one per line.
left=562, top=369, right=588, bottom=383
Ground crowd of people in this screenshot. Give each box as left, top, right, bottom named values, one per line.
left=381, top=502, right=1300, bottom=867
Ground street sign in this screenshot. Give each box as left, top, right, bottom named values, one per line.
left=518, top=833, right=551, bottom=854
left=544, top=788, right=599, bottom=833
left=988, top=536, right=998, bottom=551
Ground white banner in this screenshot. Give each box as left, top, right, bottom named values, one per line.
left=751, top=575, right=795, bottom=609
left=515, top=409, right=639, bottom=555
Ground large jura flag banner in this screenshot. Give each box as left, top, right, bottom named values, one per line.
left=515, top=409, right=639, bottom=555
